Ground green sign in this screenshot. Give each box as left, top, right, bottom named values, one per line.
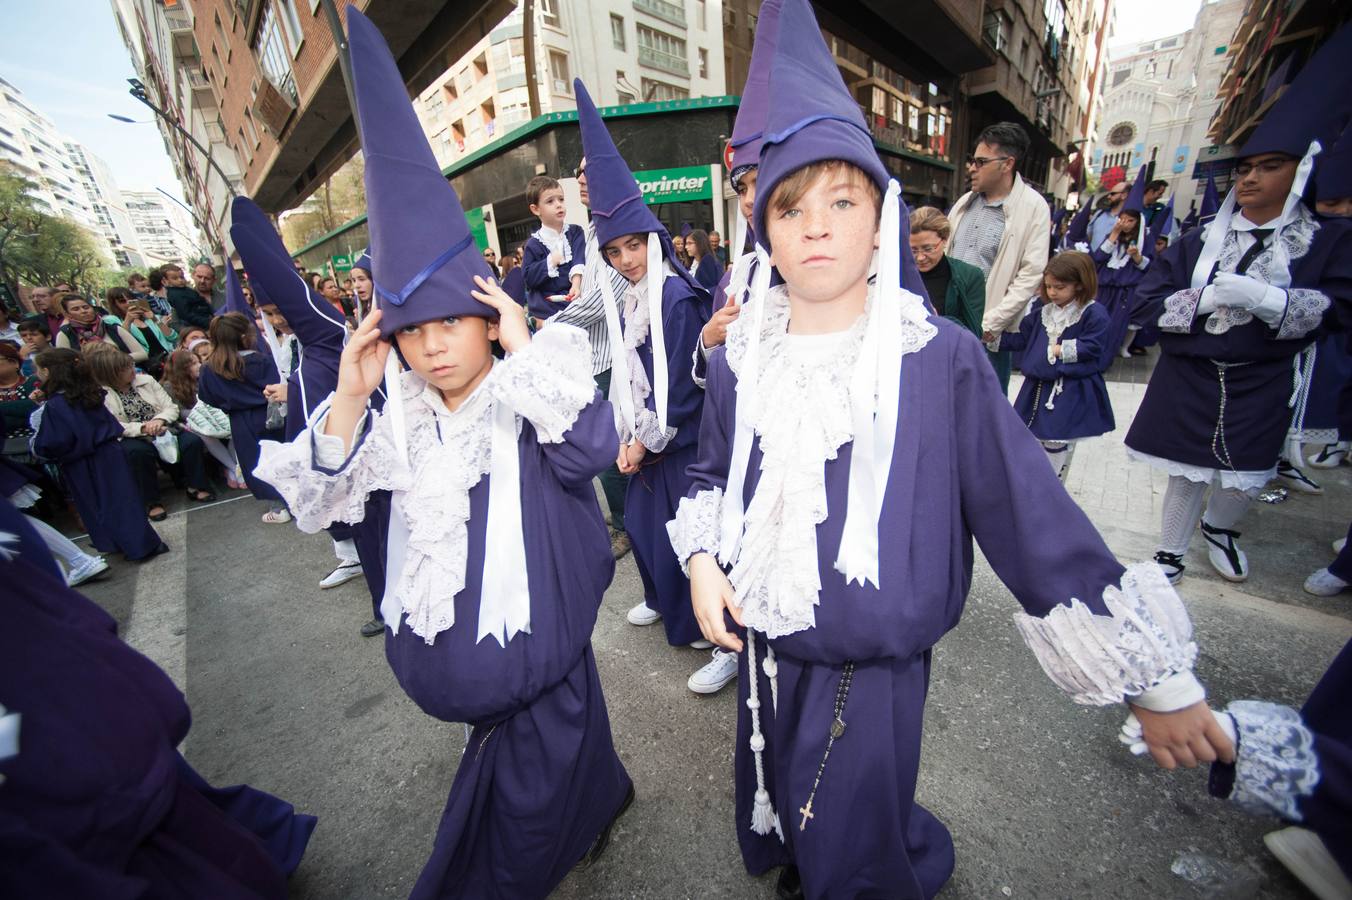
left=635, top=166, right=712, bottom=205
left=466, top=206, right=489, bottom=250
left=330, top=253, right=353, bottom=273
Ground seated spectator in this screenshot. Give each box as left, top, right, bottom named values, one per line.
left=107, top=288, right=174, bottom=376
left=86, top=346, right=216, bottom=521
left=30, top=348, right=166, bottom=560
left=53, top=293, right=147, bottom=363
left=15, top=316, right=50, bottom=378
left=162, top=348, right=244, bottom=490
left=0, top=342, right=39, bottom=449
left=0, top=305, right=19, bottom=346
left=177, top=327, right=207, bottom=351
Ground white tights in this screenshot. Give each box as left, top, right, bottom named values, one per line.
left=1158, top=475, right=1256, bottom=555
left=332, top=538, right=359, bottom=563
left=201, top=435, right=239, bottom=474
left=24, top=514, right=97, bottom=573
left=1042, top=441, right=1077, bottom=482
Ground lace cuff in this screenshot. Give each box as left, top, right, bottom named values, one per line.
left=634, top=408, right=677, bottom=453
left=568, top=262, right=585, bottom=280
left=666, top=488, right=723, bottom=574
left=1158, top=288, right=1202, bottom=333
left=1218, top=701, right=1320, bottom=821
left=1013, top=562, right=1199, bottom=707
left=254, top=397, right=405, bottom=533
left=489, top=324, right=595, bottom=443
left=1275, top=289, right=1331, bottom=341
left=1060, top=338, right=1079, bottom=364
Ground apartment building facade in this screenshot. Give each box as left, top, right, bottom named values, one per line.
left=124, top=189, right=206, bottom=267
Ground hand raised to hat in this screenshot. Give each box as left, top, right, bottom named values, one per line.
left=335, top=308, right=391, bottom=404
left=470, top=275, right=530, bottom=353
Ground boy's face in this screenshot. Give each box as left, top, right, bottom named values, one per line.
left=20, top=328, right=49, bottom=350
left=736, top=168, right=758, bottom=224
left=1234, top=153, right=1297, bottom=213
left=261, top=304, right=292, bottom=335
left=603, top=234, right=649, bottom=285
left=1317, top=196, right=1352, bottom=217
left=130, top=276, right=148, bottom=292
left=766, top=169, right=879, bottom=305
left=393, top=316, right=499, bottom=397
left=530, top=187, right=568, bottom=228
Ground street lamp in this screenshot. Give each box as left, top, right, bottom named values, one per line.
left=111, top=78, right=238, bottom=198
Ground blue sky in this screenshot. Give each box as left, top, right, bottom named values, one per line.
left=3, top=0, right=186, bottom=203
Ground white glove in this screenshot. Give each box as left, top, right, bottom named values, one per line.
left=1196, top=285, right=1218, bottom=316
left=1212, top=272, right=1286, bottom=314
left=1119, top=708, right=1237, bottom=757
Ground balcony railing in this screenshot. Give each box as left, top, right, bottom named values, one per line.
left=634, top=0, right=685, bottom=28
left=638, top=45, right=689, bottom=77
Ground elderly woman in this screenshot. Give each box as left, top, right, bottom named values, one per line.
left=909, top=206, right=987, bottom=337
left=52, top=292, right=148, bottom=363
left=85, top=345, right=215, bottom=521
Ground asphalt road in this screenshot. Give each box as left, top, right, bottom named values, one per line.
left=76, top=369, right=1351, bottom=900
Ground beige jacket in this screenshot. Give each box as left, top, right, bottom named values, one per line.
left=103, top=373, right=180, bottom=438
left=948, top=173, right=1052, bottom=334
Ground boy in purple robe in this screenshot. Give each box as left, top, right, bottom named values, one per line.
left=666, top=2, right=1233, bottom=897
left=570, top=79, right=714, bottom=679
left=521, top=175, right=587, bottom=322
left=1126, top=22, right=1352, bottom=586
left=0, top=498, right=316, bottom=896
left=255, top=12, right=631, bottom=897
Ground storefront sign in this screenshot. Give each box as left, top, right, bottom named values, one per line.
left=330, top=253, right=353, bottom=273
left=635, top=166, right=713, bottom=205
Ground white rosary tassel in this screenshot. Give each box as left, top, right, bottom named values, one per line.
left=598, top=255, right=637, bottom=438
left=718, top=244, right=772, bottom=565
left=647, top=233, right=670, bottom=434
left=477, top=397, right=531, bottom=646
left=745, top=629, right=784, bottom=841
left=834, top=180, right=904, bottom=588
left=763, top=644, right=778, bottom=714
left=1046, top=376, right=1063, bottom=411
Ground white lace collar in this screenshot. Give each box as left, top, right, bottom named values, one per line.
left=1041, top=299, right=1087, bottom=337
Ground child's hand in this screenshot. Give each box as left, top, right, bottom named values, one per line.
left=549, top=251, right=564, bottom=267
left=335, top=308, right=390, bottom=403
left=1128, top=245, right=1143, bottom=264
left=702, top=297, right=741, bottom=349
left=690, top=553, right=744, bottom=652
left=1051, top=343, right=1062, bottom=359
left=263, top=383, right=288, bottom=403
left=470, top=275, right=531, bottom=353
left=1128, top=700, right=1236, bottom=769
left=616, top=439, right=645, bottom=474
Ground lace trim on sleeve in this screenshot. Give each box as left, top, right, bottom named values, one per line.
left=666, top=488, right=723, bottom=575
left=1222, top=700, right=1320, bottom=821
left=488, top=323, right=594, bottom=444
left=1060, top=338, right=1079, bottom=364
left=634, top=407, right=676, bottom=453
left=1158, top=288, right=1202, bottom=333
left=1012, top=562, right=1198, bottom=707
left=1276, top=289, right=1331, bottom=341
left=254, top=396, right=408, bottom=534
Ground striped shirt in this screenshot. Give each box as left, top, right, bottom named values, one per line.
left=547, top=221, right=630, bottom=376
left=949, top=193, right=1006, bottom=278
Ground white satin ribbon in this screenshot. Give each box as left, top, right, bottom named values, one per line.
left=477, top=396, right=531, bottom=646
left=598, top=249, right=636, bottom=437
left=1191, top=139, right=1320, bottom=292
left=833, top=180, right=906, bottom=588
left=718, top=244, right=771, bottom=564
left=647, top=233, right=670, bottom=435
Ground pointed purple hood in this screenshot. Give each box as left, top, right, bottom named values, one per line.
left=1065, top=200, right=1093, bottom=246
left=1121, top=166, right=1149, bottom=216
left=348, top=8, right=494, bottom=339
left=727, top=0, right=782, bottom=184
left=1198, top=174, right=1220, bottom=223
left=1316, top=120, right=1352, bottom=202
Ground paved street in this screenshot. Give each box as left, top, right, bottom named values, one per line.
left=75, top=356, right=1351, bottom=900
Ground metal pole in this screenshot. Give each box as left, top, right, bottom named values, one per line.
left=128, top=80, right=238, bottom=198
left=320, top=0, right=358, bottom=118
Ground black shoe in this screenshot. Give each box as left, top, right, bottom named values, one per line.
left=776, top=865, right=804, bottom=900
left=360, top=618, right=385, bottom=638
left=578, top=783, right=635, bottom=869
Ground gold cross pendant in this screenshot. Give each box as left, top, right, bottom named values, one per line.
left=799, top=800, right=814, bottom=831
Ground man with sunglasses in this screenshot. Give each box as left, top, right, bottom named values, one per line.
left=948, top=121, right=1053, bottom=391
left=1088, top=179, right=1131, bottom=249
left=481, top=245, right=500, bottom=277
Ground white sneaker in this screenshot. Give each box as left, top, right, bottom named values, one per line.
left=261, top=507, right=292, bottom=524
left=319, top=561, right=363, bottom=589
left=689, top=639, right=714, bottom=650
left=1335, top=537, right=1348, bottom=554
left=1263, top=827, right=1352, bottom=900
left=626, top=602, right=661, bottom=626
left=687, top=649, right=738, bottom=695
left=1304, top=568, right=1350, bottom=597
left=66, top=556, right=109, bottom=587
left=1307, top=442, right=1350, bottom=469
left=1201, top=521, right=1249, bottom=582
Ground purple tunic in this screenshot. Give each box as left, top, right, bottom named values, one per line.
left=1090, top=241, right=1151, bottom=365
left=30, top=393, right=164, bottom=561
left=0, top=500, right=315, bottom=897
left=626, top=274, right=710, bottom=646
left=688, top=321, right=1126, bottom=897
left=198, top=352, right=285, bottom=502
left=1126, top=218, right=1352, bottom=471
left=522, top=224, right=587, bottom=321
left=1003, top=301, right=1116, bottom=440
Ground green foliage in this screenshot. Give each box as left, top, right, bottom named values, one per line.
left=279, top=152, right=366, bottom=250
left=0, top=163, right=108, bottom=299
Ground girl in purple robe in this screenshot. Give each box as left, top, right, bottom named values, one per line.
left=197, top=312, right=289, bottom=522
left=0, top=498, right=316, bottom=897
left=667, top=3, right=1233, bottom=897
left=255, top=11, right=632, bottom=897
left=1090, top=168, right=1153, bottom=364
left=30, top=348, right=166, bottom=562
left=990, top=250, right=1115, bottom=481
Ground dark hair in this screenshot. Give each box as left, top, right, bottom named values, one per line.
left=975, top=122, right=1030, bottom=170
left=207, top=312, right=254, bottom=381
left=17, top=315, right=47, bottom=334
left=126, top=271, right=148, bottom=287
left=1116, top=210, right=1142, bottom=244
left=161, top=349, right=199, bottom=409
left=686, top=229, right=714, bottom=260
left=1041, top=250, right=1097, bottom=305
left=527, top=174, right=562, bottom=208
left=105, top=286, right=133, bottom=316
left=1146, top=179, right=1169, bottom=193
left=148, top=267, right=166, bottom=291
left=34, top=348, right=105, bottom=409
